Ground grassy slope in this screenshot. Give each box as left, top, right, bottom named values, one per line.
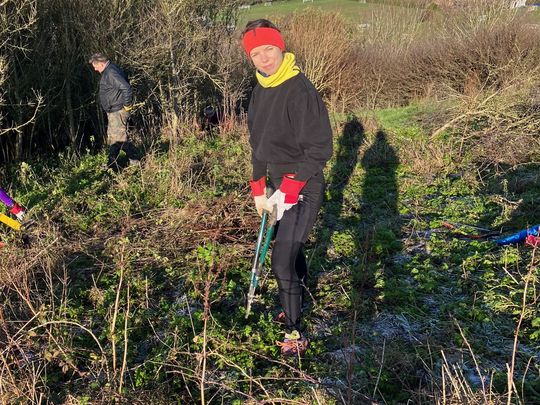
left=2, top=3, right=540, bottom=404
left=1, top=104, right=539, bottom=403
left=239, top=0, right=387, bottom=25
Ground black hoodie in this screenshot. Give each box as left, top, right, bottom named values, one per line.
left=247, top=72, right=333, bottom=183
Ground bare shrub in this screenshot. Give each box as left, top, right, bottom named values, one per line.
left=443, top=0, right=519, bottom=34
left=370, top=0, right=432, bottom=7
left=0, top=220, right=68, bottom=402
left=445, top=71, right=540, bottom=169
left=349, top=0, right=540, bottom=110
left=278, top=10, right=362, bottom=110
left=0, top=0, right=40, bottom=159
left=361, top=4, right=428, bottom=51
left=419, top=12, right=540, bottom=168
left=0, top=0, right=244, bottom=161
left=118, top=0, right=244, bottom=132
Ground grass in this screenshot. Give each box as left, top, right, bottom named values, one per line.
left=238, top=0, right=404, bottom=25
left=1, top=104, right=540, bottom=403
left=374, top=104, right=424, bottom=134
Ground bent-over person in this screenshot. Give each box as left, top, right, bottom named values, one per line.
left=89, top=53, right=140, bottom=171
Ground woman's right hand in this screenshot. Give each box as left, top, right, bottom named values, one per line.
left=250, top=176, right=268, bottom=217
left=253, top=194, right=269, bottom=217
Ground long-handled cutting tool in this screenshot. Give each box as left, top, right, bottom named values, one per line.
left=245, top=206, right=277, bottom=318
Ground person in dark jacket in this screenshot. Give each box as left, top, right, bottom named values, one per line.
left=242, top=19, right=333, bottom=356
left=201, top=105, right=221, bottom=137
left=89, top=53, right=139, bottom=170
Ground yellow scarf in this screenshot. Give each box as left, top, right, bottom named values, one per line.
left=256, top=52, right=300, bottom=88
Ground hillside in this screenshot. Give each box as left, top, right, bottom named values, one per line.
left=1, top=102, right=539, bottom=403
left=1, top=0, right=540, bottom=403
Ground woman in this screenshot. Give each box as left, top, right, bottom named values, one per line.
left=243, top=19, right=332, bottom=356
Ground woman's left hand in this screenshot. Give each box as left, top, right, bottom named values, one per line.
left=266, top=189, right=294, bottom=221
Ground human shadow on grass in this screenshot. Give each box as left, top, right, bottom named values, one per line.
left=354, top=130, right=401, bottom=318
left=307, top=114, right=365, bottom=308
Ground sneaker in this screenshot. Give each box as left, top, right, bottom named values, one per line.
left=276, top=330, right=308, bottom=357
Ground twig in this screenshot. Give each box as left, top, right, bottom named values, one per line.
left=507, top=245, right=536, bottom=405
left=453, top=319, right=487, bottom=401
left=372, top=338, right=386, bottom=398
left=119, top=282, right=130, bottom=394
left=110, top=253, right=125, bottom=381
left=0, top=94, right=44, bottom=137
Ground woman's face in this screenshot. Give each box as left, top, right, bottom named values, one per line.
left=249, top=45, right=284, bottom=76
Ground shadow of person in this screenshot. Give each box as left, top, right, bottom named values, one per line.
left=307, top=114, right=364, bottom=304
left=355, top=130, right=401, bottom=316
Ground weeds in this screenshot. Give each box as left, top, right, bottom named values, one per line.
left=1, top=110, right=540, bottom=403
left=1, top=3, right=540, bottom=403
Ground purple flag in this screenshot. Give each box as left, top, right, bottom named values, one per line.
left=0, top=187, right=14, bottom=208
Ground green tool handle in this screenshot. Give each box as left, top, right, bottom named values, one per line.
left=246, top=211, right=268, bottom=318
left=252, top=211, right=267, bottom=271
left=257, top=223, right=274, bottom=273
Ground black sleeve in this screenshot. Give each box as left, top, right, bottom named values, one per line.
left=247, top=86, right=266, bottom=181
left=251, top=154, right=267, bottom=181
left=289, top=87, right=333, bottom=182
left=110, top=68, right=133, bottom=107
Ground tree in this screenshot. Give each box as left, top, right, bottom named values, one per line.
left=0, top=0, right=40, bottom=161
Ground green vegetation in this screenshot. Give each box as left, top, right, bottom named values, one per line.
left=2, top=102, right=540, bottom=403
left=239, top=0, right=378, bottom=24
left=1, top=0, right=540, bottom=403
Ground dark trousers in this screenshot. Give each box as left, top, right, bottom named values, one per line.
left=270, top=171, right=325, bottom=332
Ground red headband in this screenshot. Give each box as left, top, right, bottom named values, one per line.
left=242, top=27, right=285, bottom=56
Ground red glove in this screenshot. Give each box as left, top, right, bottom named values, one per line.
left=250, top=177, right=268, bottom=216
left=525, top=234, right=540, bottom=248
left=249, top=176, right=265, bottom=197
left=9, top=203, right=25, bottom=221
left=279, top=176, right=306, bottom=204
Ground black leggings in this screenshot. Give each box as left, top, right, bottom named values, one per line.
left=270, top=171, right=325, bottom=332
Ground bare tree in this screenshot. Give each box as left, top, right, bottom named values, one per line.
left=0, top=0, right=39, bottom=160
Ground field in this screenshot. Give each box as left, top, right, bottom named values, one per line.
left=238, top=0, right=391, bottom=24
left=238, top=0, right=540, bottom=26
left=1, top=0, right=540, bottom=403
